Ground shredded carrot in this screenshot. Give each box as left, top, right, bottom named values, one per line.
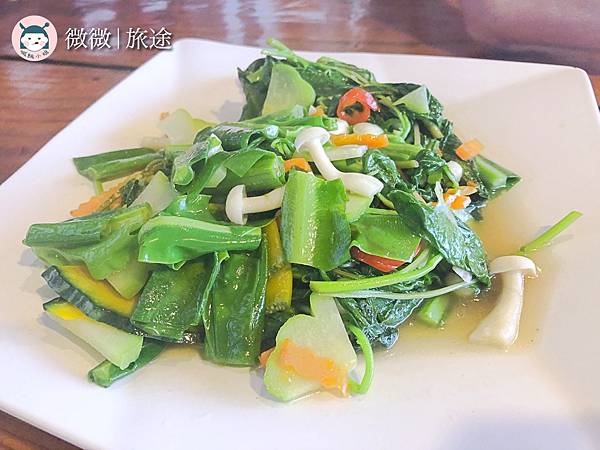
left=443, top=191, right=472, bottom=209
left=330, top=133, right=389, bottom=148
left=455, top=139, right=484, bottom=161
left=309, top=105, right=325, bottom=117
left=446, top=186, right=478, bottom=197
left=70, top=185, right=122, bottom=217
left=259, top=348, right=275, bottom=368
left=451, top=195, right=471, bottom=209
left=283, top=157, right=311, bottom=173
left=458, top=185, right=477, bottom=196
left=278, top=338, right=348, bottom=393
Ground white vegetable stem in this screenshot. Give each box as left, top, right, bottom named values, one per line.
left=295, top=127, right=383, bottom=197
left=469, top=255, right=538, bottom=349
left=225, top=185, right=285, bottom=225
left=329, top=119, right=350, bottom=135
left=131, top=171, right=178, bottom=215
left=352, top=122, right=384, bottom=136
left=446, top=161, right=463, bottom=182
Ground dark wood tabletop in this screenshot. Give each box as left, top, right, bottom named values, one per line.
left=1, top=1, right=599, bottom=448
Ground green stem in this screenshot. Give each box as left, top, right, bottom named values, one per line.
left=347, top=325, right=374, bottom=395
left=328, top=281, right=474, bottom=300
left=88, top=340, right=166, bottom=387
left=383, top=142, right=422, bottom=159
left=517, top=210, right=583, bottom=256
left=310, top=254, right=443, bottom=293
left=395, top=160, right=419, bottom=169
left=73, top=148, right=162, bottom=182
left=332, top=268, right=361, bottom=280
left=417, top=295, right=451, bottom=327
left=420, top=119, right=444, bottom=139
left=93, top=180, right=104, bottom=194
left=376, top=193, right=395, bottom=209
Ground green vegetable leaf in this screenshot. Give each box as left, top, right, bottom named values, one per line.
left=389, top=187, right=490, bottom=284
left=162, top=194, right=216, bottom=221
left=27, top=205, right=152, bottom=280
left=339, top=296, right=422, bottom=348
left=214, top=149, right=285, bottom=195
left=362, top=150, right=406, bottom=193
left=172, top=134, right=222, bottom=186
left=184, top=148, right=285, bottom=197
left=195, top=123, right=279, bottom=151
left=203, top=245, right=267, bottom=366
left=351, top=208, right=421, bottom=261
left=281, top=171, right=351, bottom=271
left=131, top=255, right=221, bottom=340
left=138, top=216, right=262, bottom=266
left=238, top=57, right=274, bottom=120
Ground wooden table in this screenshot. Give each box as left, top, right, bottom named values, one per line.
left=1, top=1, right=598, bottom=448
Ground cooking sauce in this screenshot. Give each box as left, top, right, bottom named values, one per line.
left=397, top=193, right=558, bottom=352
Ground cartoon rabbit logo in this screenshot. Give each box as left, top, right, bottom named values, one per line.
left=12, top=15, right=57, bottom=61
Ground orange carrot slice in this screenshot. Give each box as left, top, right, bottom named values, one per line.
left=330, top=133, right=389, bottom=148
left=278, top=338, right=347, bottom=392
left=455, top=139, right=484, bottom=161
left=284, top=157, right=311, bottom=172
left=70, top=185, right=122, bottom=217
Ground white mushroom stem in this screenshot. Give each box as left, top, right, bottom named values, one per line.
left=225, top=185, right=285, bottom=225
left=469, top=255, right=538, bottom=349
left=294, top=144, right=367, bottom=162
left=295, top=127, right=383, bottom=197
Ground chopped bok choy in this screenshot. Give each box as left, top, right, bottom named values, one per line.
left=23, top=39, right=581, bottom=401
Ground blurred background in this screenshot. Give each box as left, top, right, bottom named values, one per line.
left=3, top=0, right=600, bottom=69
left=2, top=0, right=599, bottom=183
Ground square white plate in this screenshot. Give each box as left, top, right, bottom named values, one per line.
left=1, top=39, right=600, bottom=450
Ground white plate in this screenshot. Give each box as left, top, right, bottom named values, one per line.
left=1, top=39, right=600, bottom=450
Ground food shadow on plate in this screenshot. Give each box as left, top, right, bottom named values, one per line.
left=167, top=73, right=245, bottom=123
left=211, top=99, right=245, bottom=122
left=35, top=313, right=105, bottom=376
left=18, top=249, right=55, bottom=299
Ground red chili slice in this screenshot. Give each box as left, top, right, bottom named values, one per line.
left=350, top=246, right=405, bottom=273
left=336, top=87, right=380, bottom=125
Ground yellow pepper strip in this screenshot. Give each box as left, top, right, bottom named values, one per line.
left=264, top=221, right=293, bottom=309
left=49, top=302, right=89, bottom=321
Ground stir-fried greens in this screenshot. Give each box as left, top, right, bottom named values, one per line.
left=24, top=39, right=581, bottom=401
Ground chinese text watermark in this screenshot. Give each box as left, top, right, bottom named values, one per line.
left=65, top=26, right=172, bottom=51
